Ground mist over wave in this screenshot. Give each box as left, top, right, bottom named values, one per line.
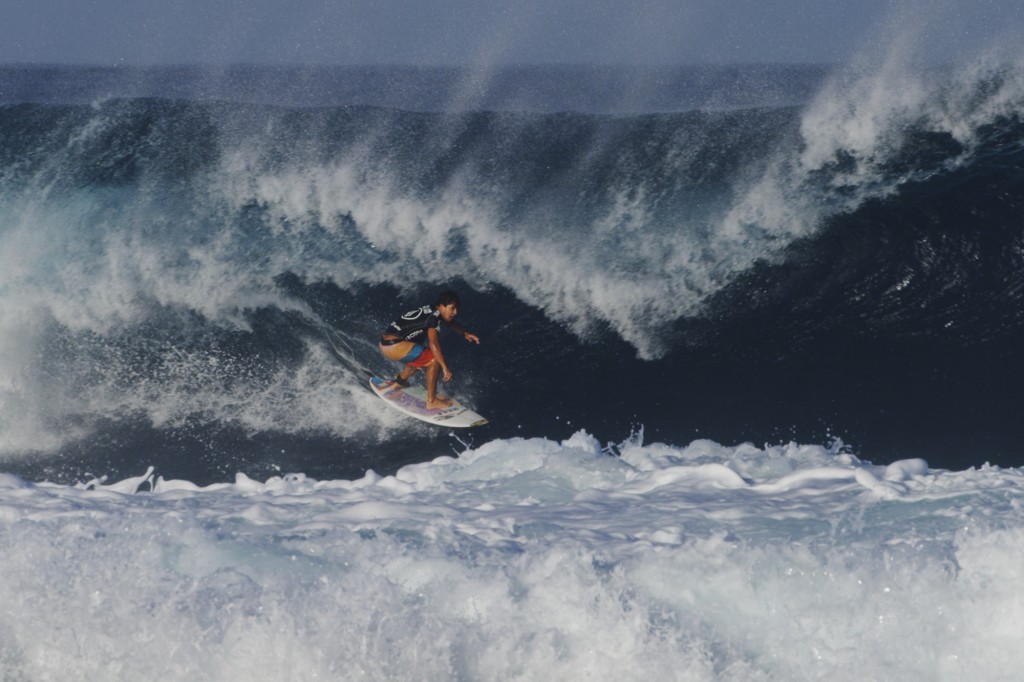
left=0, top=64, right=828, bottom=113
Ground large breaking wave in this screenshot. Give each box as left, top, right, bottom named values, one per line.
left=0, top=57, right=1023, bottom=479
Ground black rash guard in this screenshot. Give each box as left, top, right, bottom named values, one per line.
left=383, top=305, right=441, bottom=345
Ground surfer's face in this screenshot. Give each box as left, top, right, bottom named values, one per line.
left=438, top=303, right=458, bottom=322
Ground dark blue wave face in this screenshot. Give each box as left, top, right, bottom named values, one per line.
left=1, top=64, right=1023, bottom=484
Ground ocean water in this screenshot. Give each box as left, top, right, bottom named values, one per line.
left=1, top=57, right=1024, bottom=679
left=3, top=434, right=1023, bottom=680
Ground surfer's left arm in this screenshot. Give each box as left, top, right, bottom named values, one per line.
left=445, top=319, right=480, bottom=344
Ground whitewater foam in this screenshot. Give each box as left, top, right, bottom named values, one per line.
left=1, top=432, right=1022, bottom=680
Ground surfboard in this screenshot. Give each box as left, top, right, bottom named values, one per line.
left=369, top=377, right=488, bottom=428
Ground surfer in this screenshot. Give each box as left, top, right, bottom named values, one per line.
left=379, top=291, right=480, bottom=410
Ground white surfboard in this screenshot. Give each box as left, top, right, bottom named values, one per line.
left=369, top=377, right=488, bottom=428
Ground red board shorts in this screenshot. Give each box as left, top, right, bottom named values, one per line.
left=380, top=340, right=436, bottom=368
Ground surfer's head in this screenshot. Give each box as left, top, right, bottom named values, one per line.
left=436, top=291, right=460, bottom=308
left=436, top=290, right=460, bottom=321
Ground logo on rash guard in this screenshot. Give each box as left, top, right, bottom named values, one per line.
left=401, top=306, right=433, bottom=321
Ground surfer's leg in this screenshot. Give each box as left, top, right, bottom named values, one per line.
left=384, top=343, right=433, bottom=386
left=424, top=361, right=453, bottom=410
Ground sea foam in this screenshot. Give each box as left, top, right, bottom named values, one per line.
left=1, top=432, right=1022, bottom=681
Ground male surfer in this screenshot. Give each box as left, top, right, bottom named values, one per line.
left=379, top=291, right=480, bottom=410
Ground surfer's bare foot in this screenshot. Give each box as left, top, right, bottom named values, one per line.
left=426, top=396, right=453, bottom=410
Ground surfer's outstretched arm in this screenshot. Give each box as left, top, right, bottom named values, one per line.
left=445, top=319, right=480, bottom=344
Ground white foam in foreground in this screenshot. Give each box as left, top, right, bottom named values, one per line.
left=2, top=431, right=1023, bottom=681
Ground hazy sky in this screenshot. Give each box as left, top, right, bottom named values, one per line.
left=3, top=0, right=1022, bottom=66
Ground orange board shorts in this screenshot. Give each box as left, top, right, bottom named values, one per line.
left=380, top=340, right=436, bottom=368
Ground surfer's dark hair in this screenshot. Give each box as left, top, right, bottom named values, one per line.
left=436, top=290, right=461, bottom=308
